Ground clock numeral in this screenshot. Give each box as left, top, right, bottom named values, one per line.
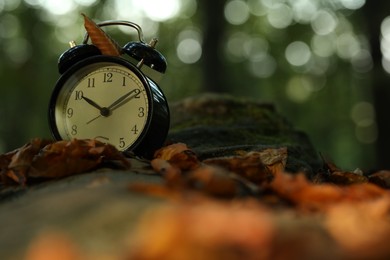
left=103, top=72, right=113, bottom=83
left=67, top=108, right=74, bottom=118
left=75, top=91, right=84, bottom=100
left=131, top=125, right=139, bottom=135
left=122, top=77, right=126, bottom=86
left=71, top=125, right=78, bottom=135
left=88, top=77, right=95, bottom=88
left=119, top=138, right=126, bottom=148
left=134, top=89, right=141, bottom=99
left=138, top=107, right=145, bottom=117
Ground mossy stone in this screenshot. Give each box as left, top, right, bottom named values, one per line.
left=168, top=93, right=321, bottom=174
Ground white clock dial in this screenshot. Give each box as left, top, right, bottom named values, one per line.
left=54, top=62, right=150, bottom=151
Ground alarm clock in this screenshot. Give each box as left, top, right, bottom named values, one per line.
left=48, top=20, right=170, bottom=159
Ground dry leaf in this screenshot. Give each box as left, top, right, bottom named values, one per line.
left=82, top=13, right=122, bottom=56
left=0, top=139, right=130, bottom=186
left=150, top=158, right=182, bottom=185
left=203, top=147, right=287, bottom=185
left=25, top=231, right=83, bottom=260
left=186, top=165, right=238, bottom=197
left=369, top=170, right=390, bottom=188
left=128, top=201, right=275, bottom=260
left=322, top=155, right=368, bottom=185
left=325, top=198, right=390, bottom=259
left=270, top=170, right=387, bottom=211
left=153, top=143, right=200, bottom=171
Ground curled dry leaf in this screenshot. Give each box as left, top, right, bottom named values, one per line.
left=0, top=138, right=130, bottom=186
left=150, top=158, right=181, bottom=185
left=153, top=143, right=200, bottom=171
left=203, top=147, right=287, bottom=184
left=270, top=170, right=387, bottom=211
left=322, top=156, right=368, bottom=185
left=369, top=170, right=390, bottom=188
left=82, top=13, right=122, bottom=56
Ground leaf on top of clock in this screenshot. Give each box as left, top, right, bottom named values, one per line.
left=82, top=13, right=122, bottom=56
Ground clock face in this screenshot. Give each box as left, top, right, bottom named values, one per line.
left=51, top=59, right=150, bottom=151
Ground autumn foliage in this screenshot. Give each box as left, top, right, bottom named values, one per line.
left=0, top=138, right=130, bottom=186
left=3, top=140, right=390, bottom=259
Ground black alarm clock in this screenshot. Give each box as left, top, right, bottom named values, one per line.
left=48, top=20, right=170, bottom=159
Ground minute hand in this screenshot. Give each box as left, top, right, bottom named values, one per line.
left=107, top=89, right=140, bottom=111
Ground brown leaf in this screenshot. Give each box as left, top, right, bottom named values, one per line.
left=270, top=170, right=387, bottom=211
left=3, top=139, right=51, bottom=184
left=128, top=201, right=275, bottom=260
left=369, top=170, right=390, bottom=188
left=82, top=13, right=122, bottom=56
left=150, top=158, right=182, bottom=185
left=186, top=165, right=238, bottom=197
left=153, top=143, right=200, bottom=171
left=327, top=170, right=368, bottom=185
left=325, top=198, right=390, bottom=259
left=29, top=139, right=130, bottom=179
left=203, top=148, right=287, bottom=185
left=322, top=155, right=369, bottom=185
left=25, top=231, right=84, bottom=260
left=0, top=139, right=130, bottom=186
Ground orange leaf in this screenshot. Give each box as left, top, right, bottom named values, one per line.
left=154, top=143, right=200, bottom=171
left=82, top=13, right=122, bottom=56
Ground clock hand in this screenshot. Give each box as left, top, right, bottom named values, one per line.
left=86, top=114, right=101, bottom=124
left=83, top=96, right=111, bottom=117
left=86, top=89, right=139, bottom=124
left=82, top=96, right=103, bottom=110
left=107, top=89, right=140, bottom=111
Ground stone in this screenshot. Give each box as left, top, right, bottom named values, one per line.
left=168, top=93, right=321, bottom=174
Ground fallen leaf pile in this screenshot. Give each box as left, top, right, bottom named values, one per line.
left=0, top=138, right=130, bottom=186
left=127, top=143, right=390, bottom=259
left=4, top=141, right=390, bottom=259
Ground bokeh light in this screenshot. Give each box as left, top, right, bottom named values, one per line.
left=340, top=0, right=366, bottom=10
left=311, top=10, right=338, bottom=35
left=285, top=41, right=312, bottom=67
left=351, top=101, right=377, bottom=144
left=311, top=34, right=336, bottom=57
left=380, top=16, right=390, bottom=74
left=176, top=29, right=202, bottom=64
left=291, top=0, right=318, bottom=24
left=248, top=54, right=277, bottom=78
left=224, top=0, right=250, bottom=25
left=266, top=3, right=293, bottom=29
left=285, top=76, right=312, bottom=103
left=336, top=33, right=361, bottom=60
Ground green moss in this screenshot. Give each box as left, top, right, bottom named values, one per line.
left=168, top=93, right=321, bottom=173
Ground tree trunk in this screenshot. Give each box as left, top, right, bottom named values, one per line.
left=364, top=2, right=390, bottom=169
left=198, top=0, right=228, bottom=93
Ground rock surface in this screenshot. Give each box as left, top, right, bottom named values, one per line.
left=168, top=93, right=320, bottom=173
left=0, top=93, right=322, bottom=259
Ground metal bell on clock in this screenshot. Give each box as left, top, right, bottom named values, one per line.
left=57, top=42, right=101, bottom=74
left=123, top=38, right=167, bottom=83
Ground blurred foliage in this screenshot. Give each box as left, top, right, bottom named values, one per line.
left=0, top=0, right=387, bottom=170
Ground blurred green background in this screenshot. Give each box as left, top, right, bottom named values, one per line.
left=0, top=0, right=389, bottom=170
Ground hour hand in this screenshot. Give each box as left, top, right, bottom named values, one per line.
left=83, top=96, right=111, bottom=117
left=82, top=96, right=103, bottom=111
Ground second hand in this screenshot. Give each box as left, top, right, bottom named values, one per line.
left=86, top=114, right=101, bottom=124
